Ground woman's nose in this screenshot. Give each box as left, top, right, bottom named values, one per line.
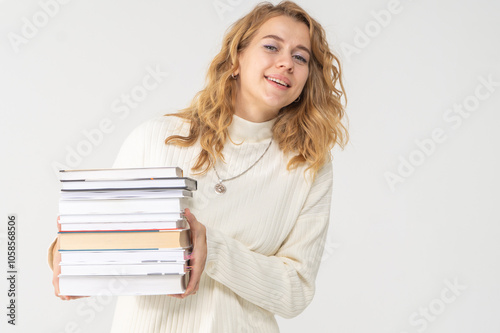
left=276, top=54, right=294, bottom=73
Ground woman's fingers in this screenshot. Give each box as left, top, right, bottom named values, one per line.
left=51, top=240, right=72, bottom=300
left=52, top=242, right=64, bottom=299
left=180, top=208, right=207, bottom=298
left=52, top=218, right=70, bottom=300
left=53, top=218, right=88, bottom=301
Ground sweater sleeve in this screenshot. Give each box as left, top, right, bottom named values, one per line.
left=204, top=161, right=333, bottom=318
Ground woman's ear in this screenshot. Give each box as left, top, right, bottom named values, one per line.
left=230, top=50, right=241, bottom=76
left=230, top=62, right=239, bottom=77
left=230, top=60, right=239, bottom=76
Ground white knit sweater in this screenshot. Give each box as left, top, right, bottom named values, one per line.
left=104, top=114, right=333, bottom=332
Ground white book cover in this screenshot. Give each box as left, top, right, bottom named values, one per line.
left=59, top=197, right=189, bottom=215
left=60, top=189, right=193, bottom=200
left=58, top=274, right=188, bottom=295
left=60, top=177, right=197, bottom=191
left=59, top=248, right=189, bottom=264
left=59, top=219, right=187, bottom=231
left=59, top=166, right=183, bottom=181
left=60, top=262, right=186, bottom=275
left=59, top=212, right=185, bottom=224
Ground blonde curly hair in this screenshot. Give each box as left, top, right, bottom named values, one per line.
left=165, top=1, right=349, bottom=179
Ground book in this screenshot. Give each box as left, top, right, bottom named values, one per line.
left=60, top=262, right=186, bottom=275
left=59, top=220, right=187, bottom=232
left=61, top=177, right=197, bottom=191
left=59, top=167, right=183, bottom=181
left=59, top=197, right=190, bottom=215
left=59, top=212, right=185, bottom=224
left=58, top=273, right=189, bottom=295
left=60, top=189, right=192, bottom=200
left=56, top=166, right=195, bottom=296
left=59, top=248, right=189, bottom=264
left=58, top=229, right=191, bottom=250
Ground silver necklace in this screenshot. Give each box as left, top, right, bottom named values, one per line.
left=213, top=139, right=273, bottom=194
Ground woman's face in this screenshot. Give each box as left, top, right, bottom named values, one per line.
left=234, top=15, right=311, bottom=122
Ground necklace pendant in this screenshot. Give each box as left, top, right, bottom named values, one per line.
left=214, top=181, right=226, bottom=194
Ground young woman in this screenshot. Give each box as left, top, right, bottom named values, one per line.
left=49, top=1, right=348, bottom=332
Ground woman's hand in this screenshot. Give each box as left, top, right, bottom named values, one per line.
left=52, top=216, right=88, bottom=301
left=170, top=208, right=207, bottom=299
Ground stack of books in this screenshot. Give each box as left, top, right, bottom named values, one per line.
left=57, top=167, right=196, bottom=296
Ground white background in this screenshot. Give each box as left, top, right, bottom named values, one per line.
left=1, top=0, right=499, bottom=332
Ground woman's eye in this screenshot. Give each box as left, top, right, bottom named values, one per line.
left=264, top=44, right=278, bottom=51
left=293, top=55, right=308, bottom=64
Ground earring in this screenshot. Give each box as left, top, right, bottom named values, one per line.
left=294, top=95, right=301, bottom=103
left=231, top=73, right=239, bottom=79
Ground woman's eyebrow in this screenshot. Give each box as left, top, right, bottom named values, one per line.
left=261, top=34, right=311, bottom=57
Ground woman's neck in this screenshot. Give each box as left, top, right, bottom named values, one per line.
left=227, top=113, right=276, bottom=144
left=233, top=108, right=277, bottom=123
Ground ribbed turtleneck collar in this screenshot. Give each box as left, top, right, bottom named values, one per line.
left=227, top=114, right=276, bottom=144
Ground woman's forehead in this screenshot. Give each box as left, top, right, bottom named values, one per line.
left=254, top=16, right=311, bottom=48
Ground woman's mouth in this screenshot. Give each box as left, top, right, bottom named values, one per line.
left=265, top=76, right=290, bottom=88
